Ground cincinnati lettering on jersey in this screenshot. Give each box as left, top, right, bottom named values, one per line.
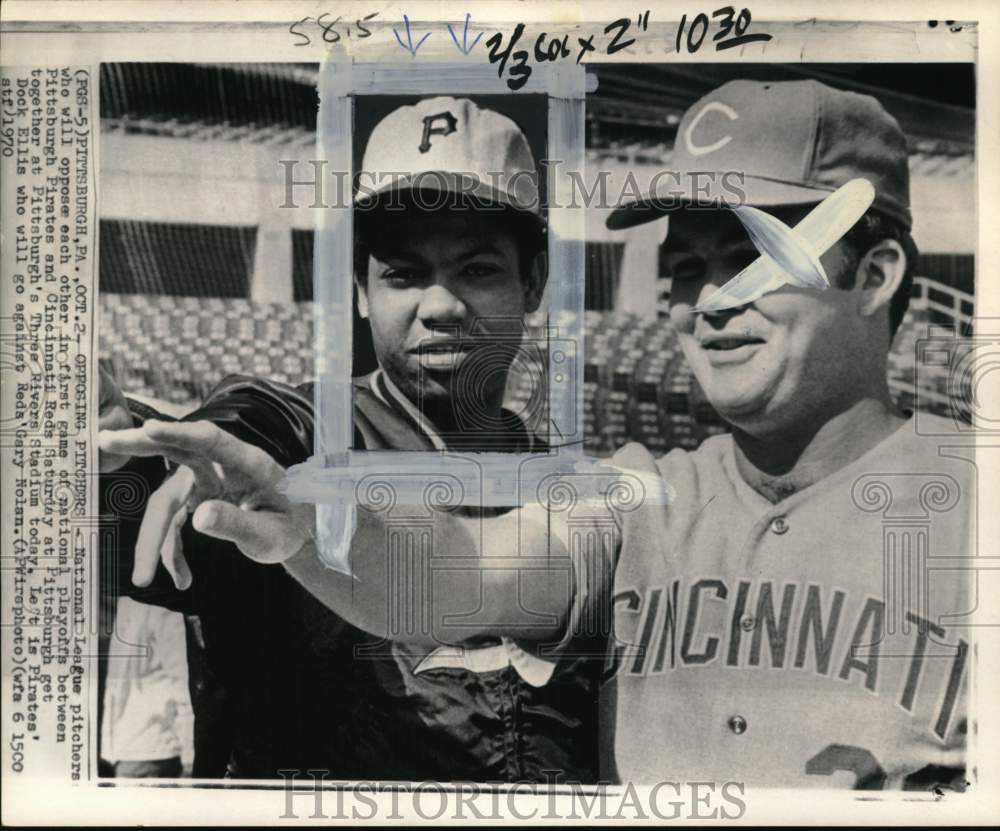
left=612, top=578, right=967, bottom=741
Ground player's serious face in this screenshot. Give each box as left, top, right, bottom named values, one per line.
left=358, top=208, right=542, bottom=412
left=665, top=206, right=865, bottom=428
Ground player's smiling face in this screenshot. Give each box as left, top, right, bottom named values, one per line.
left=666, top=206, right=866, bottom=430
left=358, top=207, right=544, bottom=413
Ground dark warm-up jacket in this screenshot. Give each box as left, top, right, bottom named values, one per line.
left=100, top=374, right=607, bottom=782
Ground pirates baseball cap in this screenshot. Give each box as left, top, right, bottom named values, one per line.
left=606, top=79, right=911, bottom=231
left=355, top=96, right=542, bottom=221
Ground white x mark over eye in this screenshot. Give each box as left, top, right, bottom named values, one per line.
left=694, top=178, right=877, bottom=314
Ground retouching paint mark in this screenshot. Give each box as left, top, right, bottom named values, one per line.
left=694, top=178, right=876, bottom=314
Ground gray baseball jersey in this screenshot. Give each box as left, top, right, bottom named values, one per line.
left=600, top=414, right=972, bottom=789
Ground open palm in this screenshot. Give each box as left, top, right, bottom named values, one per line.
left=99, top=420, right=313, bottom=589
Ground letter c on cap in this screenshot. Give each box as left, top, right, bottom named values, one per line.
left=683, top=102, right=739, bottom=157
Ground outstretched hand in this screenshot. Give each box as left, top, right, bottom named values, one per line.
left=98, top=364, right=134, bottom=473
left=98, top=420, right=313, bottom=590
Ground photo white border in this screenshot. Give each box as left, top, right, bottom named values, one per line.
left=1, top=0, right=997, bottom=825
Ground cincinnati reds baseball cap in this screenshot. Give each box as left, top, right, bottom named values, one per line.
left=606, top=79, right=911, bottom=230
left=355, top=96, right=542, bottom=220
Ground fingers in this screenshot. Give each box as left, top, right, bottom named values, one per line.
left=99, top=420, right=257, bottom=490
left=144, top=420, right=283, bottom=484
left=99, top=421, right=213, bottom=465
left=141, top=420, right=286, bottom=505
left=111, top=419, right=296, bottom=584
left=98, top=413, right=134, bottom=473
left=133, top=466, right=195, bottom=588
left=100, top=425, right=184, bottom=461
left=193, top=499, right=310, bottom=564
left=102, top=420, right=284, bottom=493
left=99, top=364, right=128, bottom=412
left=98, top=405, right=133, bottom=434
left=99, top=448, right=133, bottom=475
left=160, top=503, right=193, bottom=591
left=97, top=381, right=137, bottom=472
left=98, top=415, right=136, bottom=473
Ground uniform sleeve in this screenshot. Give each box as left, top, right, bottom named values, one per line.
left=186, top=375, right=314, bottom=467
left=531, top=443, right=667, bottom=664
left=539, top=524, right=614, bottom=662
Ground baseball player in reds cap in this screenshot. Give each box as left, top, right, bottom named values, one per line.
left=595, top=79, right=972, bottom=789
left=98, top=96, right=610, bottom=782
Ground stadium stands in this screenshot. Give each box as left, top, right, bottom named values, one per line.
left=99, top=273, right=970, bottom=455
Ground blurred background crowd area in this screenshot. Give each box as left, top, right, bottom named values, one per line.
left=98, top=62, right=975, bottom=453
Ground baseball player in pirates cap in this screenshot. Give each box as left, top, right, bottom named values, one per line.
left=350, top=96, right=548, bottom=451
left=98, top=96, right=610, bottom=782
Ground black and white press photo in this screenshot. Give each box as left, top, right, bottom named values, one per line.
left=3, top=4, right=996, bottom=826
left=93, top=58, right=976, bottom=793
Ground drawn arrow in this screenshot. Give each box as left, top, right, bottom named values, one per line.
left=447, top=13, right=484, bottom=54
left=394, top=14, right=432, bottom=57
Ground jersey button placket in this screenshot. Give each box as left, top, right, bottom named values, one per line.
left=769, top=516, right=789, bottom=535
